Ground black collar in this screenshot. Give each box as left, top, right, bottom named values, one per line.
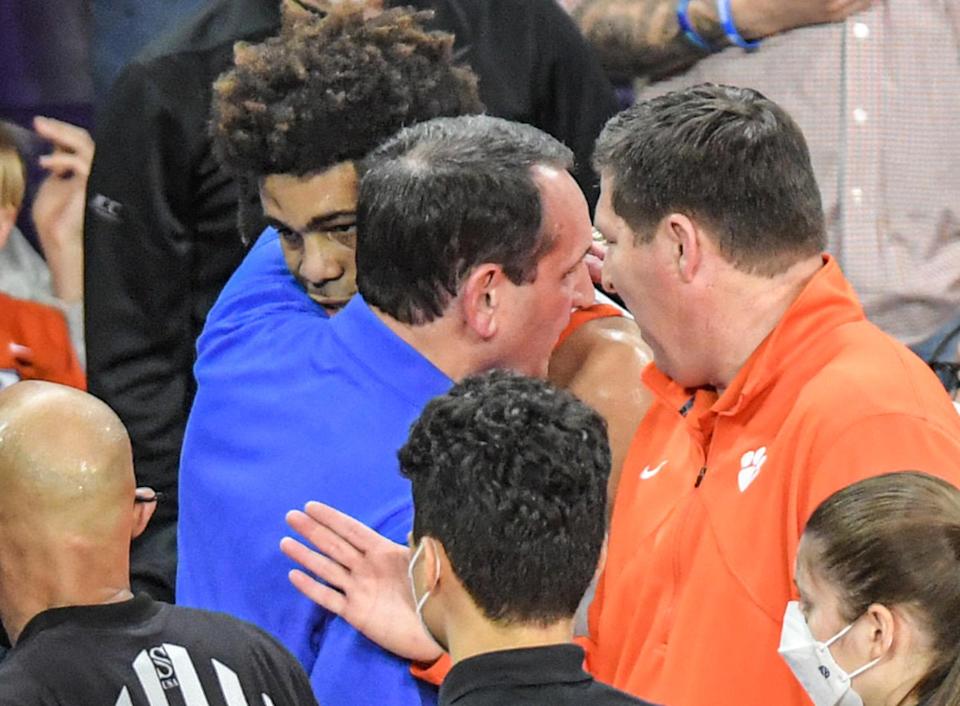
left=16, top=594, right=160, bottom=646
left=440, top=643, right=591, bottom=703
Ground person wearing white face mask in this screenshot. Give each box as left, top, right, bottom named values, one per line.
left=780, top=471, right=960, bottom=706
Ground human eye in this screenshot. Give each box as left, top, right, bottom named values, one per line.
left=276, top=225, right=303, bottom=248
left=326, top=222, right=357, bottom=247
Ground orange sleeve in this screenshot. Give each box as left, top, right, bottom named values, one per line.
left=410, top=653, right=452, bottom=686
left=556, top=303, right=623, bottom=348
left=0, top=294, right=86, bottom=390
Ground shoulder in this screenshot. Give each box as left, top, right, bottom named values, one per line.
left=793, top=321, right=958, bottom=433
left=198, top=231, right=325, bottom=350
left=0, top=641, right=62, bottom=704
left=585, top=677, right=659, bottom=705
left=551, top=314, right=651, bottom=388
left=162, top=604, right=300, bottom=662
left=776, top=325, right=960, bottom=512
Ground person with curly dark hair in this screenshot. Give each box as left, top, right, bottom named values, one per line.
left=209, top=6, right=483, bottom=315
left=390, top=370, right=652, bottom=705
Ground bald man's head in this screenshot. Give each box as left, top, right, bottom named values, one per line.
left=0, top=382, right=147, bottom=543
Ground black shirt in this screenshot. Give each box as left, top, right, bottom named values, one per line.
left=439, top=644, right=658, bottom=705
left=0, top=594, right=318, bottom=706
left=84, top=0, right=281, bottom=603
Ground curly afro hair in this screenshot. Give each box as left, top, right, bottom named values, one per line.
left=211, top=6, right=483, bottom=179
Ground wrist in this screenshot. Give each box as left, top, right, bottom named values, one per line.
left=680, top=0, right=728, bottom=49
left=727, top=0, right=776, bottom=38
left=717, top=0, right=762, bottom=49
left=43, top=241, right=84, bottom=303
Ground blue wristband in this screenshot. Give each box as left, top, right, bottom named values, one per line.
left=676, top=0, right=715, bottom=52
left=716, top=0, right=760, bottom=50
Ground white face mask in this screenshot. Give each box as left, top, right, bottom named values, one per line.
left=408, top=538, right=443, bottom=649
left=778, top=601, right=881, bottom=706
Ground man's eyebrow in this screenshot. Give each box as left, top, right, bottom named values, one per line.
left=304, top=211, right=357, bottom=233
left=265, top=216, right=291, bottom=232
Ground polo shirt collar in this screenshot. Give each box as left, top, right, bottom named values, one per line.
left=16, top=594, right=159, bottom=647
left=440, top=644, right=590, bottom=703
left=642, top=255, right=864, bottom=423
left=328, top=295, right=452, bottom=407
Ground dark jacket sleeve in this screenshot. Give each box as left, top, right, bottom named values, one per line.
left=530, top=0, right=621, bottom=209
left=83, top=51, right=247, bottom=601
left=421, top=0, right=619, bottom=211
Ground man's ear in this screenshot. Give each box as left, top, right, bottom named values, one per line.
left=664, top=213, right=702, bottom=284
left=0, top=205, right=17, bottom=251
left=131, top=487, right=158, bottom=539
left=423, top=537, right=448, bottom=591
left=461, top=264, right=506, bottom=340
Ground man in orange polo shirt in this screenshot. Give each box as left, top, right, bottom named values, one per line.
left=280, top=84, right=960, bottom=706
left=581, top=82, right=960, bottom=706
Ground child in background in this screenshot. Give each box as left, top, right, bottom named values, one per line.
left=0, top=118, right=91, bottom=388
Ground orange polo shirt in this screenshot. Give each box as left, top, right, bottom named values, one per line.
left=0, top=292, right=85, bottom=390
left=584, top=256, right=960, bottom=705
left=415, top=258, right=960, bottom=701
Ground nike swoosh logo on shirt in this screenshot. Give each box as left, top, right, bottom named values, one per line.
left=640, top=460, right=668, bottom=480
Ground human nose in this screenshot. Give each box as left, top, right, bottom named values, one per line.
left=300, top=236, right=343, bottom=285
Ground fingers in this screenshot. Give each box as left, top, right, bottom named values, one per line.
left=37, top=152, right=90, bottom=179
left=288, top=569, right=348, bottom=615
left=302, top=501, right=396, bottom=554
left=279, top=535, right=352, bottom=590
left=286, top=508, right=365, bottom=568
left=33, top=116, right=95, bottom=162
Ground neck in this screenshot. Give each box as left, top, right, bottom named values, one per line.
left=446, top=613, right=575, bottom=665
left=880, top=685, right=920, bottom=706
left=876, top=662, right=931, bottom=706
left=705, top=255, right=822, bottom=390
left=0, top=539, right=132, bottom=645
left=372, top=306, right=484, bottom=382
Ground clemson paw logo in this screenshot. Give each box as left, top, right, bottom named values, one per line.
left=737, top=446, right=767, bottom=492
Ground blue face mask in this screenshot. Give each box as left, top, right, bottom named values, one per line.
left=408, top=538, right=443, bottom=650
left=778, top=601, right=881, bottom=706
